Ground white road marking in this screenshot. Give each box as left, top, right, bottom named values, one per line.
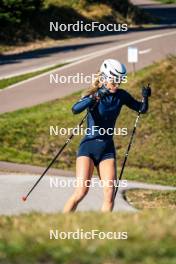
left=1, top=24, right=176, bottom=80
left=139, top=48, right=152, bottom=54
left=1, top=30, right=176, bottom=92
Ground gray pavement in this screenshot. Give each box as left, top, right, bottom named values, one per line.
left=0, top=0, right=176, bottom=114
left=130, top=0, right=160, bottom=5
left=0, top=161, right=75, bottom=177
left=0, top=172, right=175, bottom=215
left=1, top=0, right=176, bottom=79
left=0, top=28, right=176, bottom=114
left=131, top=0, right=176, bottom=25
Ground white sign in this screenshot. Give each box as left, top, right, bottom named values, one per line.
left=128, top=47, right=138, bottom=63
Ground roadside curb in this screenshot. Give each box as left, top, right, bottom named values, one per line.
left=0, top=161, right=75, bottom=177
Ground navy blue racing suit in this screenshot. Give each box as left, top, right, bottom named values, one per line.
left=72, top=87, right=148, bottom=167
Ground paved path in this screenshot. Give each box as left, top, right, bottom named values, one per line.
left=1, top=0, right=176, bottom=79
left=0, top=0, right=176, bottom=113
left=0, top=172, right=175, bottom=215
left=0, top=27, right=176, bottom=114
left=131, top=0, right=176, bottom=24
left=0, top=161, right=75, bottom=177
left=130, top=0, right=160, bottom=5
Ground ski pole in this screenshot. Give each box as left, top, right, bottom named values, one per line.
left=113, top=108, right=142, bottom=201
left=113, top=82, right=151, bottom=201
left=22, top=101, right=98, bottom=201
left=113, top=80, right=152, bottom=201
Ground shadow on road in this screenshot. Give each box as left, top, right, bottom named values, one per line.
left=0, top=39, right=121, bottom=65
left=1, top=24, right=176, bottom=67
left=0, top=2, right=176, bottom=67
left=138, top=4, right=176, bottom=25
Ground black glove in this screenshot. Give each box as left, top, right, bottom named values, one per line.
left=142, top=84, right=151, bottom=98
left=95, top=84, right=111, bottom=99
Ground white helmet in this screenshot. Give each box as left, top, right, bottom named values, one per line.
left=100, top=59, right=126, bottom=81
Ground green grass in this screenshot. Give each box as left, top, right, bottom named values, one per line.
left=0, top=209, right=176, bottom=264
left=156, top=0, right=176, bottom=3
left=121, top=167, right=175, bottom=186
left=0, top=56, right=176, bottom=185
left=1, top=56, right=176, bottom=262
left=0, top=63, right=67, bottom=90
left=126, top=190, right=176, bottom=209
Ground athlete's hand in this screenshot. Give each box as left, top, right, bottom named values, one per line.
left=142, top=84, right=151, bottom=98
left=90, top=93, right=100, bottom=103
left=92, top=93, right=101, bottom=102
left=96, top=85, right=110, bottom=99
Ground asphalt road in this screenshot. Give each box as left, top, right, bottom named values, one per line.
left=0, top=0, right=176, bottom=79
left=0, top=0, right=176, bottom=113
left=0, top=27, right=176, bottom=114
left=0, top=172, right=175, bottom=215
left=132, top=0, right=176, bottom=25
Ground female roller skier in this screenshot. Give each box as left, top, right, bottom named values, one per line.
left=63, top=59, right=151, bottom=212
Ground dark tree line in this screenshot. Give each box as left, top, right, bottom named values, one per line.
left=0, top=0, right=44, bottom=43
left=0, top=0, right=149, bottom=45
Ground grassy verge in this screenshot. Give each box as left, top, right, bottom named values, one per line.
left=0, top=56, right=176, bottom=185
left=126, top=190, right=176, bottom=209
left=122, top=167, right=175, bottom=186
left=0, top=63, right=67, bottom=90
left=0, top=209, right=176, bottom=264
left=156, top=0, right=176, bottom=3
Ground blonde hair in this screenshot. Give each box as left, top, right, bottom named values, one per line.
left=81, top=72, right=102, bottom=97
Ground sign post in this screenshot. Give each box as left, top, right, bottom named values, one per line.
left=128, top=47, right=138, bottom=76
